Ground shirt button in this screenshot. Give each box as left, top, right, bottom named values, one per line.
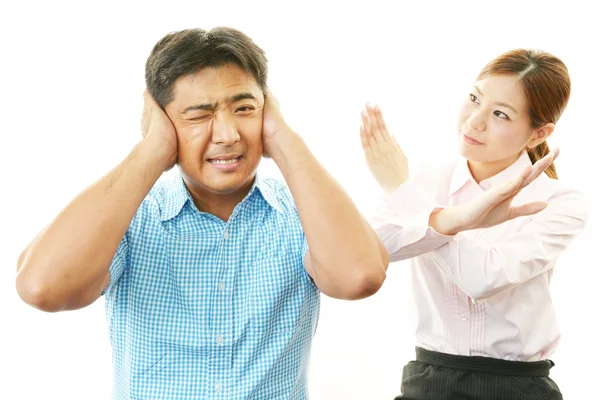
left=461, top=314, right=468, bottom=321
left=215, top=381, right=222, bottom=392
left=216, top=334, right=223, bottom=345
left=223, top=231, right=229, bottom=239
left=218, top=282, right=225, bottom=291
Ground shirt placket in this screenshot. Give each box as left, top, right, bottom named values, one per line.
left=208, top=216, right=238, bottom=399
left=454, top=183, right=484, bottom=355
left=456, top=292, right=471, bottom=354
left=469, top=298, right=486, bottom=356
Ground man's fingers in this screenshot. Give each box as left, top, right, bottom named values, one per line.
left=143, top=89, right=162, bottom=109
left=141, top=90, right=153, bottom=137
left=264, top=87, right=280, bottom=108
left=265, top=86, right=273, bottom=99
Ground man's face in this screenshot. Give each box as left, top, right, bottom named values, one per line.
left=165, top=63, right=265, bottom=197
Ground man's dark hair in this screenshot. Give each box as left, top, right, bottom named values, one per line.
left=145, top=27, right=268, bottom=108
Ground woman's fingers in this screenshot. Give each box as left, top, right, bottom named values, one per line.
left=508, top=201, right=548, bottom=220
left=373, top=104, right=390, bottom=140
left=522, top=146, right=560, bottom=188
left=360, top=124, right=371, bottom=152
left=365, top=104, right=385, bottom=143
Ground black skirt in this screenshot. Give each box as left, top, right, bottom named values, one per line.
left=394, top=347, right=562, bottom=400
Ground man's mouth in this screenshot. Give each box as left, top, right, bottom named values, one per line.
left=208, top=156, right=242, bottom=165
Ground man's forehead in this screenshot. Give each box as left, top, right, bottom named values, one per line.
left=173, top=71, right=262, bottom=106
left=181, top=65, right=259, bottom=89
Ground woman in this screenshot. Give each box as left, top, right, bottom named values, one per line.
left=360, top=49, right=587, bottom=399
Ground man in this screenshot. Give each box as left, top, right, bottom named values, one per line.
left=15, top=27, right=389, bottom=399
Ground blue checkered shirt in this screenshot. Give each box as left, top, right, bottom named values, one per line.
left=102, top=173, right=320, bottom=399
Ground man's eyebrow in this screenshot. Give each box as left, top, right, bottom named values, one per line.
left=182, top=103, right=216, bottom=114
left=230, top=92, right=257, bottom=103
left=181, top=93, right=257, bottom=114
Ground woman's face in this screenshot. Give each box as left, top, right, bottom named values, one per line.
left=457, top=74, right=548, bottom=164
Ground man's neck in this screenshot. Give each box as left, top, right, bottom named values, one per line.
left=184, top=177, right=255, bottom=222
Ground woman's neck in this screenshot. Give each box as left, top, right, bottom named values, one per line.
left=467, top=152, right=522, bottom=183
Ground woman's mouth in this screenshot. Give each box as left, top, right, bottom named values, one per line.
left=462, top=133, right=484, bottom=145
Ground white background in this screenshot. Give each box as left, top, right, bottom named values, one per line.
left=1, top=1, right=598, bottom=399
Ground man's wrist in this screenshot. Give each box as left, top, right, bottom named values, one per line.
left=267, top=128, right=303, bottom=166
left=134, top=139, right=174, bottom=173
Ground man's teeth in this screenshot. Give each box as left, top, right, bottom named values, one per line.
left=211, top=158, right=239, bottom=165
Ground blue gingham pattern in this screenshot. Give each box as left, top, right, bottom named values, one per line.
left=103, top=173, right=320, bottom=399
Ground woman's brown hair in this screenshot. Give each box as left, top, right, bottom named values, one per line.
left=477, top=49, right=570, bottom=179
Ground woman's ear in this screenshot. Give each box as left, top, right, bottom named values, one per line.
left=526, top=123, right=555, bottom=149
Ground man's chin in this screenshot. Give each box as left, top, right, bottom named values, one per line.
left=202, top=173, right=256, bottom=195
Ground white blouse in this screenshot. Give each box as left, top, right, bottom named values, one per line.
left=372, top=151, right=588, bottom=361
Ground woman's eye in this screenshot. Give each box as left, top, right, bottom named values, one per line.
left=494, top=110, right=509, bottom=120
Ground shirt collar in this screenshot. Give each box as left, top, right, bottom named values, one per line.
left=448, top=151, right=532, bottom=196
left=159, top=172, right=285, bottom=222
left=254, top=176, right=286, bottom=215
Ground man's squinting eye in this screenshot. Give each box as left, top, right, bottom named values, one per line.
left=236, top=106, right=255, bottom=113
left=189, top=115, right=211, bottom=121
